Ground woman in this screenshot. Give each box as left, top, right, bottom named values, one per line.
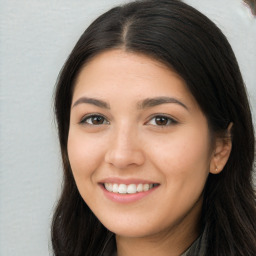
left=51, top=0, right=256, bottom=255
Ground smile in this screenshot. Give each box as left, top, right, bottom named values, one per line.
left=104, top=183, right=158, bottom=194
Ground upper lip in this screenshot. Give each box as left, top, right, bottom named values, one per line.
left=99, top=177, right=159, bottom=185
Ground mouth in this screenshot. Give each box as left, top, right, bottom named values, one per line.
left=103, top=183, right=159, bottom=194
left=99, top=179, right=160, bottom=203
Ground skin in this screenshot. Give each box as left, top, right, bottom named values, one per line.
left=68, top=49, right=232, bottom=256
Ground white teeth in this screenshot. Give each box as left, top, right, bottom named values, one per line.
left=105, top=183, right=112, bottom=192
left=104, top=183, right=156, bottom=194
left=143, top=184, right=149, bottom=191
left=113, top=183, right=119, bottom=193
left=127, top=184, right=137, bottom=194
left=118, top=184, right=127, bottom=194
left=137, top=184, right=143, bottom=192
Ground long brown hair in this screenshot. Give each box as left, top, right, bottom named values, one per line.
left=52, top=0, right=256, bottom=255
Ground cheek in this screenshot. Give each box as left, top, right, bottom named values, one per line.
left=67, top=131, right=109, bottom=208
left=67, top=131, right=105, bottom=182
left=142, top=128, right=210, bottom=226
left=147, top=125, right=211, bottom=185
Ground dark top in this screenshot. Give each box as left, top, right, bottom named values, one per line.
left=102, top=230, right=206, bottom=256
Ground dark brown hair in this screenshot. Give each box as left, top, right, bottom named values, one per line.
left=52, top=0, right=256, bottom=255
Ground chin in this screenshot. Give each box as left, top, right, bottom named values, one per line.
left=101, top=217, right=168, bottom=238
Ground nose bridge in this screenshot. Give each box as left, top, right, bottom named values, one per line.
left=105, top=121, right=145, bottom=168
left=114, top=122, right=135, bottom=149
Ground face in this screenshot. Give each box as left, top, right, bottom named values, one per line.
left=68, top=50, right=214, bottom=238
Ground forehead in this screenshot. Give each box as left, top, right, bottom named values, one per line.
left=73, top=49, right=199, bottom=111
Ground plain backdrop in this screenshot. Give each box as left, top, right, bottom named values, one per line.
left=0, top=0, right=255, bottom=255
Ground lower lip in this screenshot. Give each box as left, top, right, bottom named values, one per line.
left=100, top=184, right=159, bottom=203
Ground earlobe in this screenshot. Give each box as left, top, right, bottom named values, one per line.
left=210, top=123, right=233, bottom=174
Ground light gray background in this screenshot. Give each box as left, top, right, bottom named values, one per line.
left=0, top=0, right=255, bottom=255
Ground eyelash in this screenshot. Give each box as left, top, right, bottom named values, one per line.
left=146, top=114, right=178, bottom=126
left=79, top=114, right=178, bottom=127
left=80, top=114, right=109, bottom=126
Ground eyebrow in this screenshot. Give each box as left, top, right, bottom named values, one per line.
left=72, top=96, right=188, bottom=111
left=72, top=97, right=110, bottom=109
left=138, top=96, right=189, bottom=110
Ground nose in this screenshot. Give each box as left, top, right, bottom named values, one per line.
left=104, top=125, right=145, bottom=169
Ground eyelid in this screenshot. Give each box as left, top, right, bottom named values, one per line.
left=79, top=113, right=110, bottom=125
left=78, top=113, right=178, bottom=126
left=146, top=114, right=178, bottom=126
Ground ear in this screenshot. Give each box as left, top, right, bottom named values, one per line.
left=210, top=123, right=233, bottom=174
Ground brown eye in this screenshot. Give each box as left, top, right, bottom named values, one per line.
left=81, top=115, right=109, bottom=125
left=91, top=116, right=105, bottom=125
left=147, top=115, right=178, bottom=126
left=155, top=116, right=169, bottom=125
